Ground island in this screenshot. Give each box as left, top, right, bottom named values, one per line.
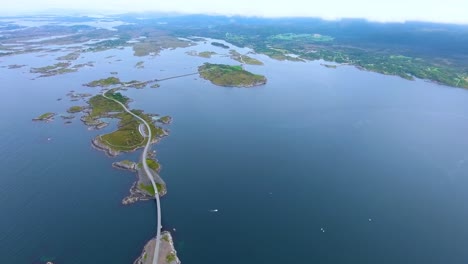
left=198, top=63, right=267, bottom=87
left=67, top=106, right=85, bottom=113
left=158, top=116, right=172, bottom=124
left=84, top=77, right=121, bottom=87
left=30, top=62, right=76, bottom=77
left=33, top=112, right=56, bottom=121
left=186, top=50, right=217, bottom=58
left=211, top=42, right=229, bottom=49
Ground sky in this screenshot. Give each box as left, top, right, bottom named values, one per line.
left=2, top=0, right=468, bottom=24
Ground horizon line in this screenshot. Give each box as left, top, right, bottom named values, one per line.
left=1, top=10, right=468, bottom=26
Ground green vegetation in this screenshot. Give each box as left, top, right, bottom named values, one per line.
left=67, top=106, right=84, bottom=113
left=105, top=90, right=129, bottom=104
left=166, top=253, right=176, bottom=263
left=120, top=160, right=135, bottom=166
left=255, top=47, right=304, bottom=62
left=146, top=158, right=160, bottom=171
left=34, top=112, right=55, bottom=121
left=30, top=62, right=77, bottom=77
left=211, top=42, right=230, bottom=49
left=198, top=63, right=267, bottom=87
left=100, top=112, right=147, bottom=151
left=122, top=80, right=146, bottom=88
left=139, top=183, right=155, bottom=196
left=132, top=36, right=192, bottom=56
left=175, top=22, right=468, bottom=88
left=139, top=183, right=164, bottom=196
left=150, top=83, right=160, bottom=88
left=5, top=17, right=467, bottom=88
left=57, top=51, right=80, bottom=61
left=158, top=116, right=172, bottom=124
left=256, top=39, right=468, bottom=87
left=88, top=94, right=122, bottom=117
left=198, top=51, right=217, bottom=58
left=94, top=96, right=165, bottom=151
left=162, top=234, right=170, bottom=242
left=301, top=49, right=468, bottom=87
left=229, top=50, right=263, bottom=65
left=85, top=77, right=121, bottom=87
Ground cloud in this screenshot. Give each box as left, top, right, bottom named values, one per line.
left=2, top=0, right=468, bottom=24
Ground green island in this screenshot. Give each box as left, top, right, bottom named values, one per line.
left=57, top=51, right=80, bottom=61
left=229, top=50, right=263, bottom=65
left=84, top=77, right=150, bottom=89
left=198, top=63, right=267, bottom=87
left=198, top=51, right=217, bottom=58
left=211, top=42, right=230, bottom=49
left=84, top=77, right=121, bottom=87
left=132, top=36, right=193, bottom=56
left=33, top=112, right=55, bottom=121
left=187, top=50, right=217, bottom=58
left=67, top=106, right=85, bottom=113
left=30, top=62, right=77, bottom=77
left=158, top=116, right=172, bottom=124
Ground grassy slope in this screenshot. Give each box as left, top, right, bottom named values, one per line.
left=198, top=63, right=266, bottom=87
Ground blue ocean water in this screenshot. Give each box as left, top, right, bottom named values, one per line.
left=1, top=43, right=468, bottom=263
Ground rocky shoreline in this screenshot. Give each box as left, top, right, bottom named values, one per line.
left=91, top=137, right=120, bottom=157
left=112, top=160, right=167, bottom=205
left=134, top=231, right=181, bottom=264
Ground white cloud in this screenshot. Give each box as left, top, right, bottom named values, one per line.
left=2, top=0, right=468, bottom=24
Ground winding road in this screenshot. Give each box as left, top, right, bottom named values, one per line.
left=102, top=91, right=162, bottom=264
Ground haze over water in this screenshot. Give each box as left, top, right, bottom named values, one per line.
left=1, top=42, right=468, bottom=263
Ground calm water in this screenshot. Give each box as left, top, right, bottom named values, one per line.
left=1, top=41, right=468, bottom=263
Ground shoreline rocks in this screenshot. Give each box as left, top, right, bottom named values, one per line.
left=91, top=137, right=120, bottom=157
left=112, top=160, right=137, bottom=171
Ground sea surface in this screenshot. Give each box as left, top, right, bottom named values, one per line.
left=1, top=40, right=468, bottom=264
